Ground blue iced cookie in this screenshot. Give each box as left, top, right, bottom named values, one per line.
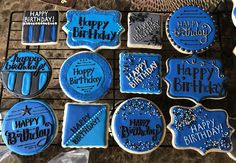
left=63, top=7, right=124, bottom=51
left=232, top=0, right=236, bottom=27
left=61, top=103, right=109, bottom=148
left=59, top=51, right=112, bottom=102
left=119, top=52, right=162, bottom=94
left=166, top=6, right=216, bottom=54
left=165, top=54, right=226, bottom=103
left=168, top=105, right=233, bottom=155
left=2, top=100, right=57, bottom=155
left=111, top=97, right=166, bottom=154
left=1, top=51, right=52, bottom=98
left=227, top=118, right=236, bottom=160
left=22, top=11, right=59, bottom=45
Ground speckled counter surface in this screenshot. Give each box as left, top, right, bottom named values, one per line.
left=0, top=0, right=236, bottom=163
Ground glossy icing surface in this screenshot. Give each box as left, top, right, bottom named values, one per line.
left=1, top=51, right=52, bottom=98
left=112, top=98, right=166, bottom=154
left=22, top=11, right=58, bottom=45
left=2, top=100, right=57, bottom=155
left=168, top=105, right=233, bottom=155
left=62, top=103, right=108, bottom=148
left=165, top=54, right=226, bottom=103
left=119, top=53, right=161, bottom=94
left=166, top=6, right=216, bottom=53
left=63, top=7, right=124, bottom=51
left=59, top=51, right=112, bottom=102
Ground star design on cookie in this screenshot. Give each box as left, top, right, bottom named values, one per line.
left=21, top=105, right=32, bottom=116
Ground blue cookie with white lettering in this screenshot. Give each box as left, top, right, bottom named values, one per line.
left=62, top=103, right=109, bottom=148
left=168, top=105, right=233, bottom=155
left=166, top=6, right=216, bottom=54
left=59, top=51, right=112, bottom=102
left=112, top=97, right=166, bottom=154
left=165, top=54, right=226, bottom=103
left=119, top=52, right=162, bottom=94
left=63, top=7, right=124, bottom=51
left=1, top=51, right=52, bottom=98
left=2, top=100, right=57, bottom=155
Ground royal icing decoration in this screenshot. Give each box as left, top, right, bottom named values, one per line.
left=1, top=51, right=52, bottom=98
left=22, top=11, right=59, bottom=45
left=112, top=98, right=166, bottom=154
left=165, top=54, right=226, bottom=103
left=127, top=12, right=162, bottom=49
left=2, top=100, right=57, bottom=155
left=62, top=103, right=109, bottom=148
left=119, top=52, right=162, bottom=94
left=59, top=51, right=112, bottom=102
left=63, top=7, right=124, bottom=51
left=166, top=6, right=216, bottom=54
left=168, top=105, right=233, bottom=155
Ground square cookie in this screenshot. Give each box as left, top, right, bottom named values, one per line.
left=120, top=52, right=162, bottom=94
left=62, top=103, right=109, bottom=148
left=22, top=11, right=59, bottom=45
left=127, top=12, right=163, bottom=49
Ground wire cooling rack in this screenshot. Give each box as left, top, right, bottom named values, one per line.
left=0, top=1, right=236, bottom=161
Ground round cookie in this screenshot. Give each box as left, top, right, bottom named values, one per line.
left=1, top=51, right=52, bottom=98
left=59, top=51, right=112, bottom=102
left=232, top=0, right=236, bottom=27
left=2, top=100, right=57, bottom=155
left=111, top=97, right=166, bottom=154
left=166, top=6, right=216, bottom=54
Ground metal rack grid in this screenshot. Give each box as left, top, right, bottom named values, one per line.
left=0, top=2, right=235, bottom=160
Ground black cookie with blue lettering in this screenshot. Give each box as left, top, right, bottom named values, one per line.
left=1, top=51, right=52, bottom=98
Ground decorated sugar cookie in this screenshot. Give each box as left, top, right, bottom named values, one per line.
left=1, top=51, right=52, bottom=98
left=165, top=54, right=226, bottom=103
left=63, top=7, right=124, bottom=51
left=59, top=51, right=112, bottom=102
left=22, top=11, right=59, bottom=45
left=232, top=0, right=236, bottom=27
left=61, top=103, right=109, bottom=148
left=166, top=6, right=216, bottom=54
left=2, top=100, right=57, bottom=155
left=227, top=118, right=236, bottom=160
left=127, top=12, right=162, bottom=49
left=111, top=97, right=166, bottom=154
left=168, top=105, right=233, bottom=155
left=119, top=52, right=162, bottom=94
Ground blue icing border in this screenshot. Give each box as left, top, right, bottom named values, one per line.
left=63, top=7, right=124, bottom=51
left=166, top=6, right=216, bottom=53
left=59, top=51, right=112, bottom=102
left=112, top=98, right=166, bottom=154
left=168, top=105, right=233, bottom=155
left=61, top=103, right=108, bottom=148
left=165, top=54, right=226, bottom=103
left=119, top=52, right=162, bottom=94
left=2, top=100, right=57, bottom=155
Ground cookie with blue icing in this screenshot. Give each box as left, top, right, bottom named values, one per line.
left=165, top=54, right=226, bottom=103
left=61, top=103, right=109, bottom=148
left=2, top=100, right=57, bottom=155
left=119, top=52, right=162, bottom=94
left=1, top=51, right=52, bottom=98
left=168, top=105, right=233, bottom=155
left=127, top=12, right=162, bottom=49
left=166, top=6, right=216, bottom=54
left=22, top=11, right=59, bottom=45
left=111, top=97, right=166, bottom=154
left=227, top=118, right=236, bottom=161
left=232, top=0, right=236, bottom=27
left=59, top=51, right=112, bottom=102
left=63, top=7, right=124, bottom=51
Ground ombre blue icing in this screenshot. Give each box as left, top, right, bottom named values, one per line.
left=1, top=51, right=52, bottom=98
left=165, top=54, right=226, bottom=103
left=63, top=7, right=124, bottom=51
left=119, top=52, right=162, bottom=94
left=168, top=105, right=233, bottom=155
left=112, top=98, right=166, bottom=154
left=2, top=100, right=57, bottom=155
left=61, top=103, right=108, bottom=148
left=59, top=51, right=112, bottom=102
left=166, top=6, right=216, bottom=54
